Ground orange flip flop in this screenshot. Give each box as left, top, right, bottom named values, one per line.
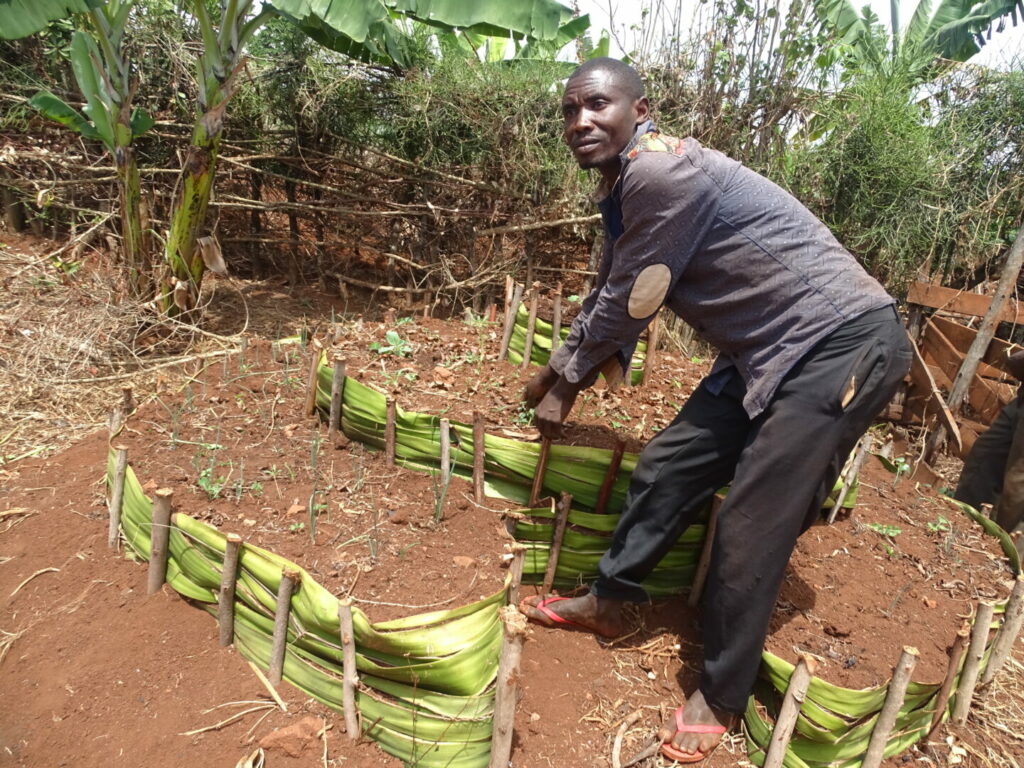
left=518, top=595, right=594, bottom=631
left=660, top=706, right=729, bottom=763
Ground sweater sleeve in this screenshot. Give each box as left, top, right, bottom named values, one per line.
left=550, top=153, right=720, bottom=384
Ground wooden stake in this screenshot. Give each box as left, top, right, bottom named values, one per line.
left=594, top=439, right=626, bottom=515
left=528, top=436, right=552, bottom=508
left=828, top=433, right=874, bottom=524
left=108, top=444, right=129, bottom=549
left=218, top=533, right=242, bottom=647
left=498, top=283, right=524, bottom=362
left=329, top=357, right=346, bottom=434
left=304, top=340, right=322, bottom=417
left=473, top=411, right=486, bottom=503
left=507, top=544, right=528, bottom=607
left=338, top=598, right=360, bottom=739
left=688, top=496, right=721, bottom=608
left=487, top=303, right=497, bottom=323
left=862, top=647, right=919, bottom=768
left=439, top=418, right=452, bottom=483
left=929, top=622, right=970, bottom=734
left=269, top=568, right=301, bottom=685
left=952, top=601, right=996, bottom=723
left=641, top=310, right=661, bottom=386
left=763, top=654, right=818, bottom=768
left=551, top=281, right=563, bottom=354
left=147, top=488, right=174, bottom=595
left=981, top=575, right=1024, bottom=686
left=541, top=492, right=572, bottom=595
left=521, top=281, right=541, bottom=371
left=503, top=274, right=514, bottom=317
left=488, top=606, right=528, bottom=768
left=385, top=399, right=397, bottom=466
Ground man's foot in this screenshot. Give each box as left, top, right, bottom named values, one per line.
left=659, top=689, right=734, bottom=762
left=517, top=592, right=625, bottom=638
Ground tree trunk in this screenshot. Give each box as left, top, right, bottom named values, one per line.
left=115, top=146, right=147, bottom=298
left=2, top=186, right=26, bottom=232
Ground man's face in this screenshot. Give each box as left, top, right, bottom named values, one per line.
left=562, top=70, right=649, bottom=182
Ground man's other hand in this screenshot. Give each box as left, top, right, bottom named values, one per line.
left=534, top=377, right=584, bottom=439
left=524, top=364, right=560, bottom=409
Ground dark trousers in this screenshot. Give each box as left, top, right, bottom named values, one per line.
left=954, top=395, right=1021, bottom=512
left=591, top=306, right=912, bottom=713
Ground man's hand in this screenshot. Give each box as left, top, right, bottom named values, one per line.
left=534, top=376, right=584, bottom=439
left=524, top=364, right=560, bottom=409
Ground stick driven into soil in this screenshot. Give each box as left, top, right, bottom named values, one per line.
left=218, top=533, right=242, bottom=647
left=385, top=399, right=397, bottom=466
left=488, top=606, right=528, bottom=768
left=521, top=281, right=541, bottom=372
left=930, top=622, right=970, bottom=734
left=541, top=493, right=572, bottom=596
left=641, top=311, right=661, bottom=386
left=828, top=433, right=873, bottom=525
left=688, top=496, right=721, bottom=608
left=595, top=439, right=626, bottom=515
left=304, top=341, right=323, bottom=418
left=269, top=568, right=301, bottom=686
left=952, top=601, right=996, bottom=723
left=498, top=282, right=524, bottom=362
left=506, top=544, right=528, bottom=607
left=147, top=489, right=174, bottom=595
left=551, top=282, right=563, bottom=354
left=503, top=275, right=513, bottom=319
left=108, top=444, right=129, bottom=549
left=329, top=357, right=346, bottom=434
left=473, top=412, right=485, bottom=503
left=862, top=646, right=919, bottom=768
left=528, top=436, right=552, bottom=508
left=338, top=598, right=360, bottom=739
left=439, top=418, right=451, bottom=484
left=764, top=654, right=818, bottom=768
left=981, top=575, right=1024, bottom=686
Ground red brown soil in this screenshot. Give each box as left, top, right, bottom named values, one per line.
left=2, top=266, right=1022, bottom=767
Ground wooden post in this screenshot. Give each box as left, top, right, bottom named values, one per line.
left=218, top=533, right=242, bottom=646
left=594, top=439, right=626, bottom=515
left=507, top=544, right=528, bottom=607
left=528, top=437, right=552, bottom=508
left=929, top=623, right=970, bottom=734
left=828, top=434, right=874, bottom=524
left=503, top=275, right=514, bottom=318
left=862, top=647, right=919, bottom=768
left=487, top=303, right=497, bottom=323
left=108, top=445, right=129, bottom=549
left=641, top=311, right=661, bottom=386
left=952, top=601, right=996, bottom=723
left=147, top=489, right=174, bottom=595
left=305, top=340, right=322, bottom=417
left=688, top=497, right=721, bottom=608
left=473, top=411, right=486, bottom=503
left=338, top=598, right=360, bottom=739
left=385, top=399, right=397, bottom=466
left=498, top=283, right=524, bottom=362
left=329, top=357, right=346, bottom=434
left=541, top=493, right=572, bottom=595
left=763, top=654, right=818, bottom=768
left=521, top=282, right=541, bottom=371
left=981, top=575, right=1024, bottom=686
left=488, top=606, right=528, bottom=768
left=924, top=219, right=1024, bottom=463
left=269, top=568, right=301, bottom=685
left=551, top=281, right=563, bottom=354
left=439, top=418, right=452, bottom=484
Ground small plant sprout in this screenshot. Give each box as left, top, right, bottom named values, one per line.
left=893, top=456, right=911, bottom=486
left=512, top=403, right=534, bottom=426
left=927, top=515, right=951, bottom=534
left=370, top=330, right=413, bottom=357
left=866, top=522, right=902, bottom=556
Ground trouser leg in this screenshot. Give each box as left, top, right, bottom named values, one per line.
left=955, top=396, right=1020, bottom=510
left=994, top=394, right=1024, bottom=541
left=700, top=310, right=912, bottom=714
left=592, top=375, right=751, bottom=603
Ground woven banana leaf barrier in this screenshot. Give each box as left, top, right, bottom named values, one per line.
left=104, top=358, right=1022, bottom=768
left=505, top=303, right=648, bottom=384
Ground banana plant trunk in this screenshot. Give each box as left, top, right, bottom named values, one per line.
left=114, top=145, right=147, bottom=298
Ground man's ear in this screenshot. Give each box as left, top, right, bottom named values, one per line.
left=634, top=96, right=650, bottom=125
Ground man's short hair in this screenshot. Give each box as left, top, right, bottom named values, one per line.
left=567, top=57, right=645, bottom=101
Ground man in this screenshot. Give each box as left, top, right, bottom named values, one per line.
left=518, top=58, right=912, bottom=763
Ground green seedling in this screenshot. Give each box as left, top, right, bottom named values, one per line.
left=927, top=515, right=951, bottom=534
left=197, top=465, right=228, bottom=500
left=512, top=403, right=534, bottom=426
left=866, top=522, right=902, bottom=538
left=567, top=294, right=581, bottom=303
left=289, top=521, right=306, bottom=533
left=893, top=456, right=911, bottom=486
left=370, top=330, right=412, bottom=357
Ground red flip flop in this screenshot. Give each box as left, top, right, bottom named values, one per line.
left=518, top=595, right=593, bottom=632
left=659, top=705, right=729, bottom=763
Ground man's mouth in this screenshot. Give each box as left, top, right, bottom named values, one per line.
left=573, top=139, right=601, bottom=154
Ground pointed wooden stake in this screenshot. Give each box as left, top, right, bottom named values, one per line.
left=528, top=437, right=552, bottom=508
left=269, top=568, right=301, bottom=685
left=952, top=601, right=996, bottom=723
left=862, top=647, right=919, bottom=768
left=594, top=439, right=626, bottom=515
left=981, top=575, right=1024, bottom=686
left=329, top=357, right=346, bottom=434
left=521, top=281, right=541, bottom=371
left=488, top=606, right=528, bottom=768
left=764, top=654, right=818, bottom=768
left=506, top=544, right=528, bottom=607
left=551, top=281, right=563, bottom=354
left=338, top=598, right=360, bottom=739
left=147, top=489, right=174, bottom=595
left=930, top=622, right=971, bottom=734
left=541, top=492, right=572, bottom=595
left=641, top=310, right=661, bottom=386
left=108, top=444, right=129, bottom=549
left=473, top=411, right=486, bottom=503
left=439, top=418, right=452, bottom=483
left=688, top=496, right=721, bottom=608
left=304, top=340, right=323, bottom=417
left=218, top=533, right=242, bottom=647
left=828, top=433, right=873, bottom=524
left=385, top=398, right=397, bottom=466
left=499, top=283, right=524, bottom=362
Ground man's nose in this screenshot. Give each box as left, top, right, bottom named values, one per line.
left=569, top=108, right=595, bottom=132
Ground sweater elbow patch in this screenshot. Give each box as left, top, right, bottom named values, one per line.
left=627, top=263, right=671, bottom=319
